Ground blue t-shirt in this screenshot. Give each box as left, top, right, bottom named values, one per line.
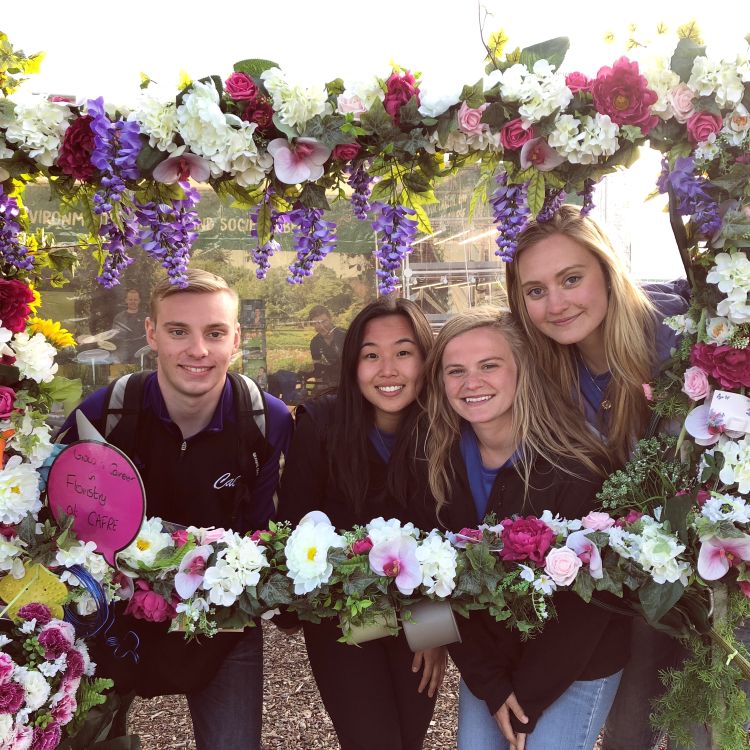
left=369, top=427, right=396, bottom=463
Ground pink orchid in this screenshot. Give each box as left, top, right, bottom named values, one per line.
left=175, top=544, right=213, bottom=598
left=369, top=535, right=422, bottom=595
left=153, top=149, right=211, bottom=184
left=267, top=137, right=331, bottom=185
left=698, top=535, right=750, bottom=580
left=190, top=526, right=226, bottom=544
left=520, top=137, right=566, bottom=172
left=566, top=530, right=603, bottom=579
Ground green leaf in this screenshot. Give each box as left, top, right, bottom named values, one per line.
left=360, top=98, right=396, bottom=137
left=303, top=115, right=351, bottom=148
left=526, top=171, right=546, bottom=217
left=271, top=113, right=299, bottom=141
left=0, top=363, right=20, bottom=387
left=693, top=95, right=721, bottom=116
left=481, top=102, right=507, bottom=131
left=519, top=37, right=570, bottom=71
left=40, top=376, right=82, bottom=405
left=409, top=201, right=432, bottom=235
left=255, top=202, right=272, bottom=247
left=460, top=79, right=486, bottom=109
left=573, top=571, right=595, bottom=602
left=638, top=579, right=685, bottom=625
left=233, top=59, right=279, bottom=79
left=662, top=493, right=693, bottom=544
left=298, top=182, right=330, bottom=211
left=397, top=96, right=422, bottom=129
left=325, top=77, right=345, bottom=98
left=670, top=37, right=707, bottom=83
left=402, top=170, right=432, bottom=194
left=259, top=572, right=294, bottom=607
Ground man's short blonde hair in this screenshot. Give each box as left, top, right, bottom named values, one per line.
left=149, top=269, right=238, bottom=321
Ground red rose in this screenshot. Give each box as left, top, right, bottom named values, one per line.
left=383, top=71, right=420, bottom=125
left=351, top=537, right=373, bottom=555
left=124, top=580, right=177, bottom=623
left=566, top=72, right=591, bottom=93
left=332, top=143, right=361, bottom=162
left=0, top=278, right=35, bottom=333
left=0, top=386, right=15, bottom=419
left=710, top=345, right=750, bottom=389
left=499, top=118, right=535, bottom=151
left=225, top=72, right=258, bottom=102
left=57, top=115, right=96, bottom=182
left=499, top=516, right=555, bottom=565
left=686, top=111, right=723, bottom=144
left=242, top=97, right=274, bottom=132
left=591, top=56, right=659, bottom=135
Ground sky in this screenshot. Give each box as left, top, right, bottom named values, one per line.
left=4, top=1, right=750, bottom=279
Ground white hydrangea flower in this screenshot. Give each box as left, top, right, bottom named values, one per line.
left=3, top=98, right=72, bottom=166
left=219, top=117, right=272, bottom=186
left=415, top=532, right=457, bottom=597
left=434, top=128, right=500, bottom=155
left=10, top=332, right=58, bottom=383
left=716, top=287, right=750, bottom=324
left=605, top=526, right=642, bottom=561
left=8, top=412, right=53, bottom=468
left=202, top=559, right=245, bottom=607
left=694, top=133, right=720, bottom=162
left=688, top=56, right=723, bottom=98
left=366, top=517, right=419, bottom=546
left=176, top=80, right=232, bottom=170
left=118, top=517, right=173, bottom=568
left=497, top=64, right=527, bottom=101
left=548, top=113, right=619, bottom=164
left=13, top=666, right=50, bottom=712
left=646, top=63, right=681, bottom=119
left=0, top=135, right=13, bottom=160
left=717, top=437, right=750, bottom=493
left=706, top=252, right=750, bottom=323
left=0, top=455, right=42, bottom=524
left=705, top=316, right=736, bottom=345
left=516, top=60, right=572, bottom=126
left=218, top=531, right=269, bottom=588
left=260, top=67, right=329, bottom=130
left=662, top=313, right=698, bottom=336
left=723, top=104, right=750, bottom=147
left=56, top=540, right=109, bottom=585
left=689, top=56, right=745, bottom=108
left=701, top=493, right=750, bottom=524
left=285, top=517, right=345, bottom=595
left=128, top=91, right=178, bottom=152
left=0, top=536, right=26, bottom=578
left=637, top=524, right=690, bottom=584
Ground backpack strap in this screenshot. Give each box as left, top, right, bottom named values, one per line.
left=98, top=371, right=151, bottom=457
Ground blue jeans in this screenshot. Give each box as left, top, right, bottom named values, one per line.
left=186, top=627, right=263, bottom=750
left=457, top=671, right=622, bottom=750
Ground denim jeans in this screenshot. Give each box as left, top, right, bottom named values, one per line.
left=186, top=626, right=263, bottom=750
left=456, top=671, right=622, bottom=750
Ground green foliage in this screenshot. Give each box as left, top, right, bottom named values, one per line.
left=233, top=58, right=279, bottom=79
left=66, top=677, right=114, bottom=737
left=519, top=37, right=570, bottom=70
left=671, top=37, right=707, bottom=83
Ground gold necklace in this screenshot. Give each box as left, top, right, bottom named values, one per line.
left=578, top=355, right=612, bottom=411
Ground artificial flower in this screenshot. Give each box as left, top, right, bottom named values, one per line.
left=369, top=534, right=422, bottom=595
left=175, top=545, right=213, bottom=599
left=544, top=546, right=582, bottom=586
left=119, top=517, right=173, bottom=568
left=0, top=454, right=42, bottom=524
left=0, top=278, right=35, bottom=333
left=224, top=72, right=258, bottom=102
left=682, top=366, right=710, bottom=401
left=267, top=137, right=331, bottom=185
left=499, top=515, right=555, bottom=565
left=284, top=514, right=345, bottom=595
left=414, top=532, right=457, bottom=597
left=27, top=317, right=76, bottom=349
left=697, top=534, right=750, bottom=580
left=152, top=148, right=211, bottom=184
left=9, top=331, right=58, bottom=383
left=519, top=137, right=565, bottom=171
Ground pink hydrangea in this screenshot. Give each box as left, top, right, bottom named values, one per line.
left=591, top=57, right=658, bottom=134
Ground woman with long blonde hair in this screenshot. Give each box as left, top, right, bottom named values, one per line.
left=505, top=205, right=690, bottom=750
left=410, top=309, right=629, bottom=750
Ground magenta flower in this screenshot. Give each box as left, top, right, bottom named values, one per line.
left=351, top=537, right=374, bottom=555
left=520, top=137, right=565, bottom=171
left=369, top=536, right=422, bottom=595
left=566, top=530, right=603, bottom=579
left=175, top=544, right=213, bottom=599
left=698, top=535, right=750, bottom=580
left=153, top=149, right=211, bottom=184
left=267, top=137, right=331, bottom=185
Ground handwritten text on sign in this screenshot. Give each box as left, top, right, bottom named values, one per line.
left=47, top=441, right=146, bottom=567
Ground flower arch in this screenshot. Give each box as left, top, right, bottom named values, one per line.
left=1, top=25, right=750, bottom=748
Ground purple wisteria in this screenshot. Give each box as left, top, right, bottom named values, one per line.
left=0, top=186, right=33, bottom=272
left=578, top=179, right=596, bottom=216
left=537, top=188, right=567, bottom=223
left=249, top=191, right=287, bottom=280
left=135, top=183, right=201, bottom=288
left=658, top=156, right=722, bottom=238
left=87, top=97, right=142, bottom=287
left=370, top=202, right=418, bottom=295
left=490, top=173, right=530, bottom=262
left=348, top=163, right=374, bottom=220
left=287, top=205, right=337, bottom=284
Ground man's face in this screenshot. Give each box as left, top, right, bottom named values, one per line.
left=146, top=291, right=240, bottom=405
left=311, top=313, right=333, bottom=336
left=126, top=290, right=140, bottom=313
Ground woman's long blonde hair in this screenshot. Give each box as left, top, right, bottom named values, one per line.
left=423, top=309, right=609, bottom=515
left=506, top=206, right=657, bottom=466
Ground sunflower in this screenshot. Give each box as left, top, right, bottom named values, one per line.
left=28, top=317, right=76, bottom=349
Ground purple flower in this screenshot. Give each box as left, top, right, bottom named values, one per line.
left=490, top=173, right=530, bottom=262
left=136, top=182, right=201, bottom=287
left=38, top=621, right=75, bottom=660
left=30, top=722, right=62, bottom=750
left=0, top=185, right=34, bottom=272
left=348, top=163, right=374, bottom=221
left=578, top=179, right=596, bottom=216
left=287, top=205, right=337, bottom=284
left=537, top=188, right=567, bottom=223
left=370, top=202, right=417, bottom=295
left=17, top=602, right=52, bottom=626
left=658, top=156, right=721, bottom=238
left=0, top=681, right=25, bottom=713
left=249, top=189, right=287, bottom=280
left=65, top=648, right=85, bottom=679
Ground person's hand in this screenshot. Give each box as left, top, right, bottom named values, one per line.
left=411, top=646, right=447, bottom=698
left=494, top=692, right=528, bottom=750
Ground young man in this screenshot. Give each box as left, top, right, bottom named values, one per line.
left=308, top=305, right=346, bottom=390
left=112, top=287, right=148, bottom=363
left=59, top=269, right=293, bottom=750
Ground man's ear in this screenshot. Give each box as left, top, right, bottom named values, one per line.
left=145, top=317, right=158, bottom=350
left=233, top=322, right=241, bottom=352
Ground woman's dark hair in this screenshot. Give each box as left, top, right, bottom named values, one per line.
left=328, top=296, right=433, bottom=514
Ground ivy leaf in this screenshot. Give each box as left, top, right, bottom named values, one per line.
left=481, top=102, right=507, bottom=130
left=459, top=79, right=486, bottom=108
left=519, top=37, right=570, bottom=71
left=398, top=96, right=422, bottom=129
left=298, top=182, right=330, bottom=211
left=360, top=99, right=394, bottom=137
left=693, top=95, right=721, bottom=116
left=526, top=171, right=546, bottom=217
left=233, top=59, right=279, bottom=79
left=638, top=579, right=685, bottom=625
left=662, top=493, right=693, bottom=544
left=258, top=572, right=294, bottom=607
left=402, top=170, right=432, bottom=194
left=573, top=571, right=595, bottom=602
left=325, top=77, right=345, bottom=98
left=670, top=37, right=706, bottom=83
left=303, top=115, right=351, bottom=148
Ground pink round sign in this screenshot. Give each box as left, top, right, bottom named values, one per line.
left=47, top=441, right=146, bottom=567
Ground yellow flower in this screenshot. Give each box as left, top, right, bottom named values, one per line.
left=28, top=285, right=41, bottom=315
left=28, top=317, right=76, bottom=348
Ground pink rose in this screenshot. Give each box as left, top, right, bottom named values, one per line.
left=171, top=529, right=189, bottom=547
left=0, top=385, right=16, bottom=419
left=686, top=111, right=723, bottom=144
left=383, top=71, right=420, bottom=125
left=667, top=83, right=696, bottom=124
left=544, top=546, right=582, bottom=586
left=124, top=580, right=176, bottom=623
left=581, top=511, right=615, bottom=531
left=616, top=510, right=643, bottom=527
left=499, top=516, right=555, bottom=565
left=591, top=56, right=659, bottom=134
left=565, top=72, right=591, bottom=93
left=0, top=652, right=14, bottom=685
left=336, top=93, right=368, bottom=117
left=224, top=72, right=258, bottom=102
left=457, top=101, right=488, bottom=136
left=499, top=118, right=535, bottom=151
left=351, top=537, right=374, bottom=555
left=682, top=366, right=710, bottom=401
left=332, top=143, right=361, bottom=162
